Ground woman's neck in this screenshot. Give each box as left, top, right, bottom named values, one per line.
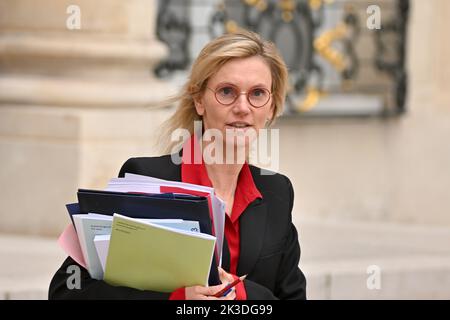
left=200, top=138, right=248, bottom=214
left=204, top=162, right=242, bottom=200
left=201, top=139, right=246, bottom=198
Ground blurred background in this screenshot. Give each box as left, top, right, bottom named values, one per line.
left=1, top=0, right=449, bottom=299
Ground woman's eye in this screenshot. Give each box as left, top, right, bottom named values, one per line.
left=251, top=89, right=266, bottom=97
left=219, top=87, right=234, bottom=96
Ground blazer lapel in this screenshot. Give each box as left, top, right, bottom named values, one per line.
left=237, top=198, right=267, bottom=276
left=221, top=235, right=231, bottom=272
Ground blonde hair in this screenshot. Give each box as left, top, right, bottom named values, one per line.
left=158, top=29, right=289, bottom=153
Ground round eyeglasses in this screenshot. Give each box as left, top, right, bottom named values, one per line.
left=207, top=85, right=272, bottom=108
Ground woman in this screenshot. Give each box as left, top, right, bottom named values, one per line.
left=49, top=30, right=307, bottom=300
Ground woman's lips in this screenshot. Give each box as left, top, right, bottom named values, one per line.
left=226, top=122, right=251, bottom=128
left=225, top=124, right=251, bottom=131
left=224, top=124, right=257, bottom=138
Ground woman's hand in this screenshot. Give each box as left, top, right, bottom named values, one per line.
left=184, top=267, right=237, bottom=300
left=185, top=282, right=236, bottom=300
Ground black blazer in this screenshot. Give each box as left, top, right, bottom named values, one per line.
left=49, top=155, right=307, bottom=300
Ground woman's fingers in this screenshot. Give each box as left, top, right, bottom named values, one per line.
left=218, top=267, right=228, bottom=282
left=185, top=281, right=238, bottom=300
left=201, top=283, right=228, bottom=296
left=218, top=267, right=235, bottom=283
left=185, top=283, right=227, bottom=299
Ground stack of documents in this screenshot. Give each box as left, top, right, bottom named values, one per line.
left=106, top=173, right=226, bottom=264
left=58, top=173, right=226, bottom=292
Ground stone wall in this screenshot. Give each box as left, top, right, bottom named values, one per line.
left=0, top=0, right=173, bottom=236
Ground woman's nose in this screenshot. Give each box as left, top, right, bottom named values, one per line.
left=232, top=94, right=251, bottom=114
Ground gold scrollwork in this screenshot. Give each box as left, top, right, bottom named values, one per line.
left=296, top=86, right=327, bottom=112
left=309, top=0, right=334, bottom=11
left=278, top=0, right=295, bottom=22
left=296, top=0, right=336, bottom=112
left=244, top=0, right=268, bottom=11
left=314, top=23, right=348, bottom=71
left=225, top=20, right=240, bottom=33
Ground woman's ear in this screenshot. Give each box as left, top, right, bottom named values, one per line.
left=194, top=96, right=205, bottom=117
left=267, top=103, right=275, bottom=122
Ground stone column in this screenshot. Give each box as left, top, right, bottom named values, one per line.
left=408, top=0, right=450, bottom=107
left=0, top=0, right=174, bottom=236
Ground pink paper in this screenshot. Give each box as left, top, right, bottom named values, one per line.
left=58, top=223, right=87, bottom=269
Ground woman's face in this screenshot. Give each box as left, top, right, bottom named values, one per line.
left=194, top=56, right=274, bottom=152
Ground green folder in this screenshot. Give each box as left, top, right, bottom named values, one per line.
left=104, top=214, right=216, bottom=292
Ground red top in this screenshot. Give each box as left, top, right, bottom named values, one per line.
left=169, top=136, right=262, bottom=300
